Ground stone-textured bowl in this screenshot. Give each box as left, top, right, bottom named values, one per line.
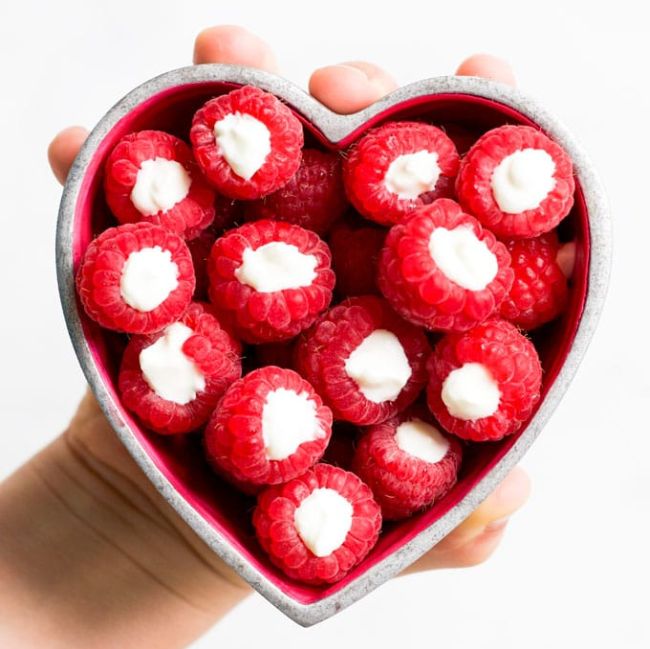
left=56, top=64, right=611, bottom=626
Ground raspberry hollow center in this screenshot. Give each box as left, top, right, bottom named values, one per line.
left=395, top=418, right=450, bottom=463
left=428, top=226, right=498, bottom=291
left=139, top=322, right=206, bottom=405
left=441, top=362, right=501, bottom=420
left=120, top=246, right=179, bottom=312
left=214, top=112, right=271, bottom=180
left=235, top=242, right=317, bottom=293
left=490, top=148, right=556, bottom=213
left=384, top=150, right=440, bottom=200
left=261, top=388, right=323, bottom=460
left=130, top=157, right=192, bottom=216
left=294, top=488, right=353, bottom=557
left=344, top=329, right=412, bottom=403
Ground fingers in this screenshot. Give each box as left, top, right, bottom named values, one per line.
left=309, top=61, right=397, bottom=114
left=193, top=25, right=278, bottom=72
left=456, top=53, right=517, bottom=87
left=406, top=467, right=531, bottom=572
left=47, top=126, right=88, bottom=185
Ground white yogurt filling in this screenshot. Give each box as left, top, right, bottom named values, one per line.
left=139, top=323, right=205, bottom=405
left=395, top=418, right=450, bottom=463
left=120, top=246, right=179, bottom=312
left=261, top=388, right=323, bottom=460
left=429, top=226, right=498, bottom=291
left=214, top=112, right=271, bottom=180
left=130, top=157, right=192, bottom=216
left=490, top=148, right=556, bottom=213
left=344, top=329, right=412, bottom=403
left=441, top=362, right=501, bottom=421
left=234, top=242, right=317, bottom=293
left=384, top=150, right=441, bottom=200
left=294, top=488, right=353, bottom=557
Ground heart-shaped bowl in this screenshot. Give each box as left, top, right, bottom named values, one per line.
left=56, top=64, right=610, bottom=626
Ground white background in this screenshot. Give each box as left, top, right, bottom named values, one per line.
left=0, top=1, right=648, bottom=647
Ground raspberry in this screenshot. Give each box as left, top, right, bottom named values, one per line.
left=190, top=86, right=303, bottom=200
left=103, top=130, right=216, bottom=240
left=343, top=121, right=460, bottom=226
left=186, top=229, right=215, bottom=300
left=118, top=302, right=241, bottom=434
left=207, top=220, right=335, bottom=343
left=242, top=149, right=347, bottom=235
left=204, top=366, right=333, bottom=486
left=76, top=222, right=195, bottom=334
left=352, top=407, right=463, bottom=520
left=328, top=217, right=386, bottom=298
left=295, top=296, right=430, bottom=425
left=253, top=463, right=382, bottom=584
left=499, top=232, right=569, bottom=330
left=214, top=194, right=242, bottom=232
left=377, top=199, right=513, bottom=332
left=456, top=125, right=575, bottom=239
left=426, top=319, right=542, bottom=441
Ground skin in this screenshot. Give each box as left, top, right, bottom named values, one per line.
left=0, top=26, right=529, bottom=648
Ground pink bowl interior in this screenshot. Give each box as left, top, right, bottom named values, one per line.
left=72, top=81, right=590, bottom=605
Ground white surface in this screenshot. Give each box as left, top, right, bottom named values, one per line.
left=344, top=329, right=411, bottom=403
left=120, top=245, right=179, bottom=311
left=395, top=419, right=450, bottom=463
left=235, top=242, right=317, bottom=292
left=139, top=323, right=205, bottom=405
left=384, top=150, right=440, bottom=199
left=441, top=362, right=502, bottom=420
left=261, top=388, right=322, bottom=460
left=214, top=111, right=271, bottom=180
left=490, top=147, right=556, bottom=213
left=131, top=156, right=191, bottom=215
left=0, top=1, right=648, bottom=648
left=294, top=488, right=353, bottom=558
left=429, top=225, right=498, bottom=290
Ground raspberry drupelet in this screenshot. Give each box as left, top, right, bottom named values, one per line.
left=204, top=366, right=333, bottom=487
left=343, top=121, right=460, bottom=226
left=456, top=125, right=575, bottom=239
left=104, top=130, right=216, bottom=240
left=426, top=319, right=543, bottom=442
left=295, top=296, right=431, bottom=425
left=190, top=85, right=304, bottom=200
left=253, top=463, right=382, bottom=584
left=118, top=302, right=241, bottom=434
left=207, top=219, right=335, bottom=343
left=377, top=198, right=514, bottom=332
left=76, top=222, right=195, bottom=334
left=242, top=149, right=348, bottom=236
left=352, top=408, right=463, bottom=520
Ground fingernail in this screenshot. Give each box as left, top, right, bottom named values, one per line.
left=484, top=516, right=510, bottom=533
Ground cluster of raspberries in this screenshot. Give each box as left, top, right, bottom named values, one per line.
left=76, top=85, right=576, bottom=586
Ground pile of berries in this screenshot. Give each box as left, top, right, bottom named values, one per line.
left=77, top=85, right=576, bottom=585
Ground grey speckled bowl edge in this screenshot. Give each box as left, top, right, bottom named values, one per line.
left=56, top=65, right=611, bottom=627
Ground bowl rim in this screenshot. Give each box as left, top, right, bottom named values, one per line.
left=56, top=64, right=611, bottom=626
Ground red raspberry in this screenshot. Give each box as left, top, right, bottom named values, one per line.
left=499, top=232, right=569, bottom=330
left=295, top=296, right=431, bottom=425
left=204, top=366, right=333, bottom=486
left=377, top=199, right=513, bottom=332
left=103, top=130, right=216, bottom=240
left=76, top=222, right=195, bottom=334
left=118, top=302, right=242, bottom=434
left=186, top=229, right=215, bottom=300
left=328, top=218, right=386, bottom=298
left=456, top=125, right=575, bottom=239
left=253, top=463, right=382, bottom=585
left=190, top=86, right=303, bottom=200
left=343, top=121, right=460, bottom=226
left=214, top=193, right=242, bottom=232
left=352, top=408, right=463, bottom=520
left=426, top=319, right=542, bottom=442
left=242, top=149, right=347, bottom=235
left=207, top=220, right=335, bottom=343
